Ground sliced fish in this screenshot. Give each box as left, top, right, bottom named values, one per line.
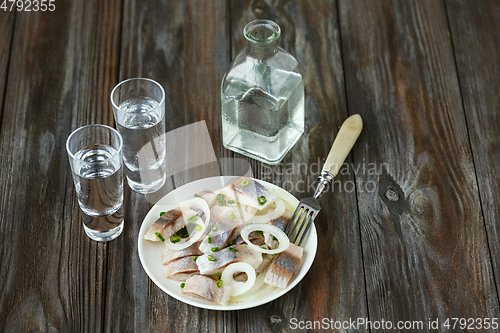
left=219, top=177, right=276, bottom=210
left=144, top=209, right=184, bottom=241
left=161, top=242, right=203, bottom=265
left=199, top=189, right=218, bottom=208
left=264, top=243, right=303, bottom=289
left=232, top=231, right=265, bottom=246
left=164, top=256, right=200, bottom=281
left=196, top=244, right=263, bottom=275
left=265, top=210, right=292, bottom=247
left=182, top=275, right=232, bottom=306
left=199, top=206, right=243, bottom=253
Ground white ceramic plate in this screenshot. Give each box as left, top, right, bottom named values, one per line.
left=138, top=176, right=317, bottom=310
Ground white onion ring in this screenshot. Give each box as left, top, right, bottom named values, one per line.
left=241, top=223, right=290, bottom=254
left=221, top=263, right=256, bottom=296
left=247, top=198, right=285, bottom=224
left=163, top=198, right=209, bottom=250
left=231, top=268, right=276, bottom=302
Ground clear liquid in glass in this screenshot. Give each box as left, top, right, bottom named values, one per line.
left=222, top=66, right=304, bottom=164
left=115, top=98, right=166, bottom=193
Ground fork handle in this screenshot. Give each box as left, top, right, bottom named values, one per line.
left=323, top=114, right=363, bottom=177
left=314, top=114, right=363, bottom=198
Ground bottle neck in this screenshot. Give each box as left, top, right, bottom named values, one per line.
left=246, top=40, right=278, bottom=59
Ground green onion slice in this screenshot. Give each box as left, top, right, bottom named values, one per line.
left=258, top=196, right=267, bottom=205
left=212, top=226, right=219, bottom=232
left=208, top=235, right=212, bottom=243
left=194, top=194, right=201, bottom=198
left=193, top=256, right=198, bottom=261
left=229, top=247, right=237, bottom=252
left=171, top=237, right=180, bottom=243
left=180, top=283, right=185, bottom=289
left=211, top=247, right=219, bottom=252
left=216, top=279, right=223, bottom=288
left=196, top=224, right=203, bottom=232
left=160, top=212, right=166, bottom=217
left=188, top=215, right=198, bottom=223
left=241, top=180, right=249, bottom=187
left=229, top=213, right=236, bottom=219
left=155, top=232, right=165, bottom=242
left=214, top=273, right=222, bottom=280
left=228, top=200, right=235, bottom=204
left=208, top=255, right=216, bottom=262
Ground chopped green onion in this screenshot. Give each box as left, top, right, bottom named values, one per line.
left=258, top=196, right=267, bottom=205
left=228, top=241, right=233, bottom=246
left=256, top=230, right=263, bottom=234
left=228, top=200, right=235, bottom=204
left=273, top=236, right=277, bottom=241
left=228, top=247, right=237, bottom=252
left=208, top=235, right=212, bottom=243
left=211, top=247, right=219, bottom=252
left=218, top=200, right=226, bottom=206
left=214, top=273, right=222, bottom=280
left=193, top=256, right=198, bottom=261
left=216, top=279, right=223, bottom=288
left=196, top=224, right=202, bottom=232
left=208, top=255, right=216, bottom=262
left=171, top=237, right=180, bottom=243
left=212, top=226, right=219, bottom=232
left=241, top=180, right=249, bottom=187
left=261, top=246, right=267, bottom=250
left=160, top=212, right=166, bottom=217
left=188, top=215, right=198, bottom=223
left=180, top=283, right=185, bottom=289
left=217, top=193, right=225, bottom=201
left=194, top=194, right=202, bottom=198
left=174, top=227, right=189, bottom=238
left=155, top=232, right=165, bottom=242
left=229, top=213, right=236, bottom=219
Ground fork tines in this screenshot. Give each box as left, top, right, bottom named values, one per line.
left=285, top=199, right=320, bottom=246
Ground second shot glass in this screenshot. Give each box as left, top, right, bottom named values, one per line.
left=111, top=78, right=167, bottom=194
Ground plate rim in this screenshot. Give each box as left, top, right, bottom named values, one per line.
left=137, top=176, right=318, bottom=311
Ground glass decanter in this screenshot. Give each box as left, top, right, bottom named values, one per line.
left=221, top=19, right=304, bottom=165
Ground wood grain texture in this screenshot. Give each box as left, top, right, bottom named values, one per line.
left=445, top=0, right=500, bottom=304
left=0, top=10, right=15, bottom=124
left=0, top=0, right=122, bottom=331
left=339, top=0, right=500, bottom=330
left=229, top=1, right=368, bottom=332
left=104, top=1, right=236, bottom=332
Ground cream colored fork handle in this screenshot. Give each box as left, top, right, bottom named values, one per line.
left=322, top=114, right=363, bottom=177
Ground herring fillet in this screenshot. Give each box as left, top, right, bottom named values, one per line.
left=161, top=242, right=203, bottom=265
left=164, top=256, right=200, bottom=281
left=182, top=275, right=232, bottom=306
left=196, top=244, right=263, bottom=275
left=264, top=243, right=303, bottom=289
left=219, top=177, right=277, bottom=210
left=144, top=209, right=184, bottom=241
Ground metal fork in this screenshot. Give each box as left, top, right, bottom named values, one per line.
left=285, top=114, right=363, bottom=246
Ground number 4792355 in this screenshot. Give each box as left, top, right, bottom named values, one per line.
left=1, top=0, right=56, bottom=11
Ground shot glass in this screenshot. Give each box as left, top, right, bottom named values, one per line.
left=111, top=78, right=167, bottom=194
left=66, top=124, right=124, bottom=241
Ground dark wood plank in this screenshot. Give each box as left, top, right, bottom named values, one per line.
left=0, top=0, right=122, bottom=331
left=104, top=1, right=236, bottom=332
left=229, top=1, right=368, bottom=332
left=445, top=0, right=500, bottom=302
left=0, top=10, right=15, bottom=124
left=339, top=0, right=500, bottom=330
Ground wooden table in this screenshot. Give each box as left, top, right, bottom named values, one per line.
left=1, top=0, right=500, bottom=332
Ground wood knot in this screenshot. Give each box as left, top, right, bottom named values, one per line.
left=269, top=314, right=282, bottom=325
left=385, top=186, right=399, bottom=201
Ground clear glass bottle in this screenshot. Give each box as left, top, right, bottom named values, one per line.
left=221, top=20, right=304, bottom=165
